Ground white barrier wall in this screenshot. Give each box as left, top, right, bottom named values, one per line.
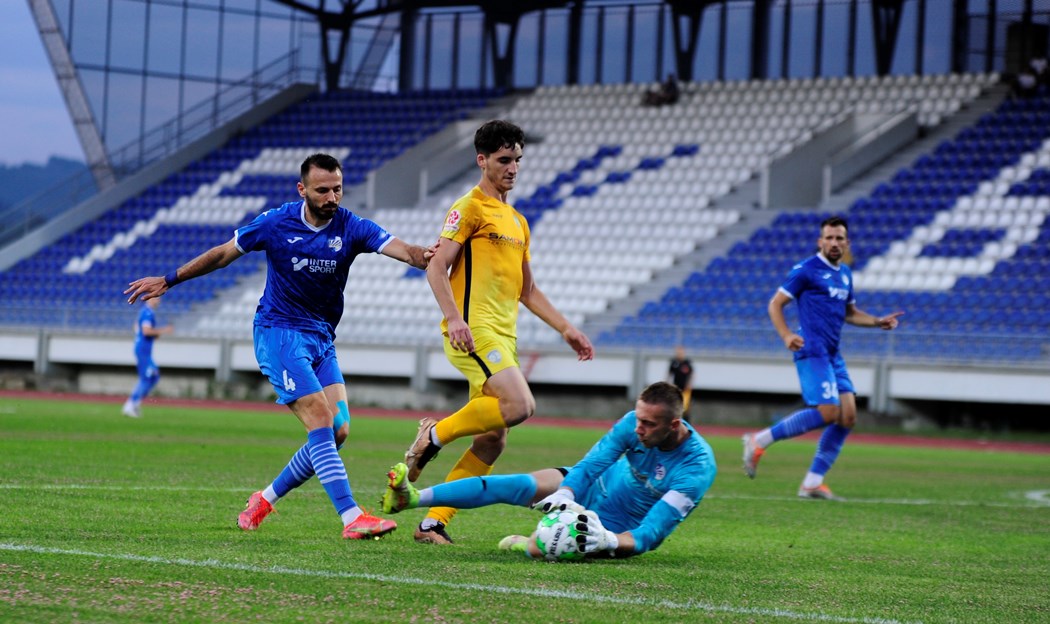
left=2, top=330, right=1047, bottom=409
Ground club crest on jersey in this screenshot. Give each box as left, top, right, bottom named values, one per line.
left=842, top=274, right=849, bottom=286
left=444, top=209, right=461, bottom=232
left=327, top=236, right=343, bottom=252
left=654, top=464, right=666, bottom=480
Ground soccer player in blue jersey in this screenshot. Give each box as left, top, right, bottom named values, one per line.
left=122, top=297, right=173, bottom=418
left=382, top=382, right=716, bottom=559
left=125, top=153, right=431, bottom=539
left=742, top=216, right=902, bottom=500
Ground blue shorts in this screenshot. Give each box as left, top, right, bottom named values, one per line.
left=795, top=352, right=854, bottom=406
left=135, top=348, right=158, bottom=380
left=253, top=326, right=344, bottom=404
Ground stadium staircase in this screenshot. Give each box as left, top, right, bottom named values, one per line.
left=601, top=79, right=1050, bottom=364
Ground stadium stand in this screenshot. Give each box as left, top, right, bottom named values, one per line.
left=0, top=89, right=500, bottom=332
left=5, top=72, right=1043, bottom=366
left=603, top=79, right=1050, bottom=364
left=322, top=73, right=1000, bottom=346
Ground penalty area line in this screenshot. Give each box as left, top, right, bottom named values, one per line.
left=0, top=542, right=918, bottom=624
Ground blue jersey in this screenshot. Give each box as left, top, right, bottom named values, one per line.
left=561, top=412, right=717, bottom=555
left=235, top=201, right=393, bottom=339
left=778, top=253, right=855, bottom=359
left=134, top=306, right=157, bottom=357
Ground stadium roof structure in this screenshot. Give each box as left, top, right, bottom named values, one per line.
left=26, top=0, right=1044, bottom=192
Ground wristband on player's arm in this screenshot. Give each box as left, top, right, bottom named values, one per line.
left=163, top=270, right=181, bottom=288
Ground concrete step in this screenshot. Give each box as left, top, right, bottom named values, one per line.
left=820, top=84, right=1009, bottom=213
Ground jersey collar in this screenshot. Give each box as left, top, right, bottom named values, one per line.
left=816, top=252, right=840, bottom=270
left=299, top=201, right=333, bottom=233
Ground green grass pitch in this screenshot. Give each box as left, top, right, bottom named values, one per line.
left=0, top=396, right=1047, bottom=623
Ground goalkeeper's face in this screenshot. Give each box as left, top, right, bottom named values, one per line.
left=633, top=400, right=678, bottom=449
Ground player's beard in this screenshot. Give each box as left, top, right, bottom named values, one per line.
left=305, top=196, right=338, bottom=222
left=822, top=244, right=844, bottom=264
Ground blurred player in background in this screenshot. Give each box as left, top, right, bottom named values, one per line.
left=742, top=216, right=903, bottom=500
left=384, top=382, right=715, bottom=559
left=125, top=153, right=430, bottom=540
left=403, top=120, right=594, bottom=545
left=667, top=345, right=694, bottom=423
left=122, top=297, right=173, bottom=418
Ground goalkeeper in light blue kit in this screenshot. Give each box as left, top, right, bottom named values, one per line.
left=382, top=382, right=716, bottom=559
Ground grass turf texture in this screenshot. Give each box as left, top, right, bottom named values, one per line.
left=0, top=397, right=1047, bottom=624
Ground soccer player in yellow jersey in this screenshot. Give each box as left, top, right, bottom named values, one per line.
left=404, top=120, right=595, bottom=544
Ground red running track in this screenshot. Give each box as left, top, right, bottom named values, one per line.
left=3, top=390, right=1048, bottom=455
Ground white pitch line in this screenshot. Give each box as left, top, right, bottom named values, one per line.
left=2, top=484, right=1047, bottom=508
left=0, top=542, right=918, bottom=624
left=0, top=484, right=246, bottom=493
left=708, top=493, right=1050, bottom=509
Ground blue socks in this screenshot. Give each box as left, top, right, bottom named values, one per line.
left=307, top=426, right=356, bottom=517
left=272, top=443, right=315, bottom=498
left=129, top=371, right=159, bottom=403
left=763, top=407, right=850, bottom=483
left=267, top=416, right=347, bottom=502
left=770, top=407, right=826, bottom=441
left=423, top=474, right=537, bottom=509
left=809, top=423, right=851, bottom=476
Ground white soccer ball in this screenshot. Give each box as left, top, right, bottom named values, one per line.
left=534, top=510, right=585, bottom=562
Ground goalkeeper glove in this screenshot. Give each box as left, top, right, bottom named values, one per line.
left=532, top=487, right=584, bottom=513
left=576, top=509, right=619, bottom=555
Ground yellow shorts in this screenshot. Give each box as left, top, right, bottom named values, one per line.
left=444, top=331, right=519, bottom=399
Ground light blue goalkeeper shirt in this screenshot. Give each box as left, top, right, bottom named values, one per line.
left=561, top=412, right=717, bottom=555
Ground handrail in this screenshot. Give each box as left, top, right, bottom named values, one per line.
left=0, top=50, right=320, bottom=247
left=821, top=107, right=920, bottom=201
left=108, top=50, right=317, bottom=175
left=826, top=107, right=915, bottom=167
left=0, top=167, right=97, bottom=248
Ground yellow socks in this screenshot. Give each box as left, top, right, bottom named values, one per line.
left=426, top=447, right=493, bottom=526
left=433, top=396, right=504, bottom=446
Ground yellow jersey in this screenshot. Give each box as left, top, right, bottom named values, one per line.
left=438, top=186, right=531, bottom=339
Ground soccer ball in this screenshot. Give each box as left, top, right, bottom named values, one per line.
left=534, top=510, right=585, bottom=562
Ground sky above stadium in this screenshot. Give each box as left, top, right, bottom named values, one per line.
left=0, top=3, right=82, bottom=166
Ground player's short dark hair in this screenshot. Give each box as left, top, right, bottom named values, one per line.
left=638, top=382, right=684, bottom=422
left=474, top=120, right=525, bottom=156
left=301, top=153, right=342, bottom=182
left=820, top=215, right=849, bottom=233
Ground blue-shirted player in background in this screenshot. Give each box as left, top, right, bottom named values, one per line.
left=122, top=297, right=173, bottom=418
left=742, top=216, right=903, bottom=500
left=381, top=382, right=716, bottom=559
left=126, top=153, right=431, bottom=540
